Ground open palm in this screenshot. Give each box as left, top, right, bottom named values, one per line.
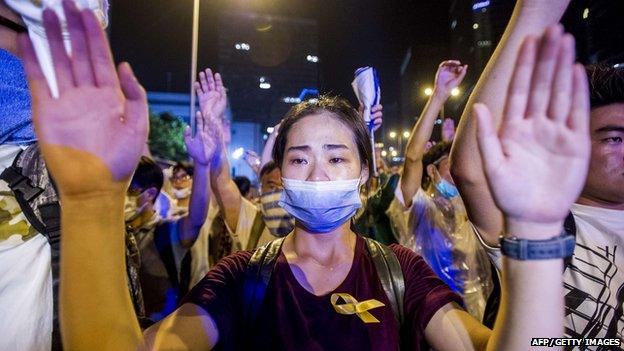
left=21, top=2, right=148, bottom=195
left=195, top=68, right=227, bottom=119
left=185, top=111, right=221, bottom=166
left=475, top=27, right=590, bottom=236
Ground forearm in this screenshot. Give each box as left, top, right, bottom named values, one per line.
left=210, top=148, right=241, bottom=231
left=180, top=163, right=210, bottom=247
left=401, top=93, right=447, bottom=204
left=486, top=222, right=564, bottom=351
left=260, top=133, right=277, bottom=169
left=60, top=191, right=143, bottom=350
left=452, top=2, right=568, bottom=181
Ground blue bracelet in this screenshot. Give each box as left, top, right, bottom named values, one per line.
left=500, top=233, right=575, bottom=260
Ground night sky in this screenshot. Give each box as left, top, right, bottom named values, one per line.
left=108, top=0, right=451, bottom=113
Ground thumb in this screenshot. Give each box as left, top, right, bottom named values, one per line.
left=184, top=125, right=193, bottom=145
left=474, top=103, right=504, bottom=173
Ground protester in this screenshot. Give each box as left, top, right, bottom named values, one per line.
left=23, top=5, right=589, bottom=349
left=0, top=1, right=108, bottom=350
left=451, top=0, right=624, bottom=337
left=385, top=61, right=492, bottom=320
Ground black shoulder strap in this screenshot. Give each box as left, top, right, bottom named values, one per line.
left=364, top=238, right=405, bottom=326
left=563, top=212, right=577, bottom=269
left=246, top=210, right=267, bottom=251
left=243, top=238, right=285, bottom=335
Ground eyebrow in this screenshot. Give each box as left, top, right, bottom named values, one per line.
left=595, top=125, right=624, bottom=133
left=286, top=144, right=350, bottom=152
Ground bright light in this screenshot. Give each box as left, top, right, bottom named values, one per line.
left=389, top=131, right=397, bottom=139
left=391, top=150, right=398, bottom=157
left=451, top=87, right=460, bottom=96
left=259, top=77, right=266, bottom=83
left=308, top=98, right=319, bottom=103
left=389, top=146, right=394, bottom=151
left=614, top=63, right=624, bottom=69
left=424, top=87, right=433, bottom=96
left=232, top=147, right=244, bottom=159
left=435, top=119, right=443, bottom=125
left=263, top=134, right=268, bottom=140
left=403, top=131, right=410, bottom=138
left=306, top=55, right=319, bottom=63
left=582, top=8, right=589, bottom=19
left=259, top=82, right=271, bottom=89
left=472, top=1, right=490, bottom=10
left=235, top=42, right=250, bottom=51
left=266, top=127, right=274, bottom=133
left=283, top=97, right=302, bottom=104
left=472, top=23, right=479, bottom=30
left=381, top=150, right=387, bottom=157
left=375, top=142, right=384, bottom=148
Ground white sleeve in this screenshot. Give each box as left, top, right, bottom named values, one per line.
left=471, top=222, right=503, bottom=272
left=228, top=197, right=260, bottom=250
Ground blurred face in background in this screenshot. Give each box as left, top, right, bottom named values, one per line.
left=260, top=167, right=282, bottom=194
left=171, top=169, right=192, bottom=191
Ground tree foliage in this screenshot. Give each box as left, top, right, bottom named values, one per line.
left=148, top=111, right=188, bottom=162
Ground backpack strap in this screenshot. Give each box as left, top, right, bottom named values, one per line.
left=243, top=238, right=285, bottom=334
left=245, top=210, right=267, bottom=251
left=364, top=238, right=405, bottom=326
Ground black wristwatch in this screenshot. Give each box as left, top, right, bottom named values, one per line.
left=500, top=233, right=575, bottom=260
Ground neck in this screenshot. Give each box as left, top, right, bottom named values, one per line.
left=290, top=221, right=356, bottom=266
left=577, top=195, right=624, bottom=211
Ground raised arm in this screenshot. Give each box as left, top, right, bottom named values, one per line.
left=450, top=0, right=570, bottom=245
left=401, top=61, right=466, bottom=206
left=23, top=2, right=217, bottom=349
left=195, top=69, right=242, bottom=232
left=425, top=27, right=590, bottom=351
left=177, top=110, right=220, bottom=248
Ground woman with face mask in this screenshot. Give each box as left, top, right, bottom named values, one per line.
left=41, top=7, right=584, bottom=350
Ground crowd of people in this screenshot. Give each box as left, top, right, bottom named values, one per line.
left=0, top=0, right=622, bottom=350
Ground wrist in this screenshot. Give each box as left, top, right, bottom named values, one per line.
left=505, top=218, right=564, bottom=240
left=431, top=90, right=450, bottom=103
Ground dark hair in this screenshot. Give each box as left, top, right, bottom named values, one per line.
left=586, top=64, right=624, bottom=109
left=131, top=156, right=164, bottom=196
left=272, top=95, right=373, bottom=176
left=233, top=176, right=251, bottom=197
left=173, top=161, right=194, bottom=177
left=259, top=160, right=279, bottom=179
left=421, top=141, right=452, bottom=189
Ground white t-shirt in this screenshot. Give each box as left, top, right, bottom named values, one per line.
left=481, top=203, right=624, bottom=347
left=0, top=144, right=52, bottom=351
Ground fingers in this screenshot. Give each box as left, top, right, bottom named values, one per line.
left=215, top=72, right=224, bottom=94
left=184, top=125, right=192, bottom=145
left=456, top=65, right=468, bottom=82
left=199, top=70, right=209, bottom=94
left=196, top=111, right=205, bottom=137
left=503, top=36, right=538, bottom=123
left=18, top=34, right=52, bottom=101
left=63, top=1, right=94, bottom=86
left=42, top=9, right=74, bottom=93
left=439, top=60, right=461, bottom=68
left=549, top=34, right=575, bottom=123
left=80, top=4, right=118, bottom=87
left=569, top=64, right=590, bottom=133
left=118, top=62, right=148, bottom=131
left=474, top=103, right=504, bottom=174
left=526, top=25, right=564, bottom=118
left=371, top=104, right=383, bottom=114
left=205, top=68, right=216, bottom=91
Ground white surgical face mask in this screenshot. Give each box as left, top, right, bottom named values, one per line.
left=278, top=177, right=362, bottom=233
left=172, top=187, right=192, bottom=200
left=260, top=190, right=295, bottom=237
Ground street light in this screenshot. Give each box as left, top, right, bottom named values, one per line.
left=391, top=150, right=398, bottom=157
left=389, top=131, right=397, bottom=139
left=381, top=150, right=387, bottom=157
left=451, top=87, right=460, bottom=96
left=403, top=131, right=410, bottom=138
left=424, top=87, right=433, bottom=96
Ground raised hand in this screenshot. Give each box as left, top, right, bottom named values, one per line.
left=243, top=150, right=261, bottom=174
left=194, top=68, right=227, bottom=119
left=20, top=1, right=148, bottom=196
left=434, top=60, right=467, bottom=97
left=185, top=111, right=221, bottom=166
left=474, top=26, right=590, bottom=239
left=442, top=118, right=456, bottom=141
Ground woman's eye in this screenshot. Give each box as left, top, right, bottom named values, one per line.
left=290, top=158, right=307, bottom=165
left=603, top=137, right=623, bottom=144
left=329, top=157, right=344, bottom=164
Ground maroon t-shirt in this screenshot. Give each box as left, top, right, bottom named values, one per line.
left=183, top=235, right=462, bottom=350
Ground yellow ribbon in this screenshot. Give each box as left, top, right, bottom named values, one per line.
left=330, top=293, right=385, bottom=324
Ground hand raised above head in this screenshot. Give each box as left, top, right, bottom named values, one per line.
left=474, top=25, right=590, bottom=239
left=195, top=68, right=228, bottom=120
left=20, top=0, right=148, bottom=197
left=185, top=111, right=222, bottom=166
left=434, top=60, right=467, bottom=97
